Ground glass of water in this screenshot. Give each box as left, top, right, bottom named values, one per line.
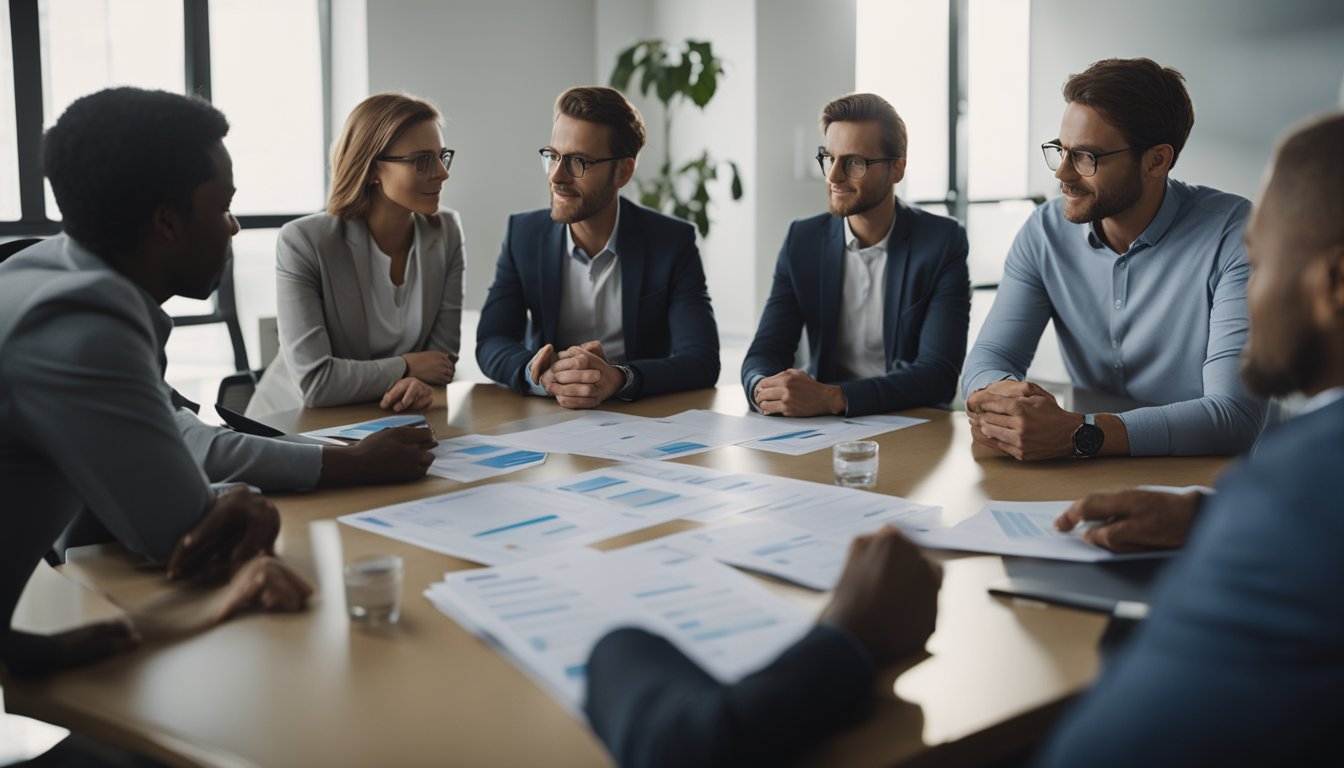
left=833, top=440, right=879, bottom=489
left=344, top=554, right=404, bottom=626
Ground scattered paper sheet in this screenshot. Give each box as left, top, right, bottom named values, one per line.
left=427, top=435, right=546, bottom=483
left=739, top=413, right=928, bottom=456
left=340, top=482, right=686, bottom=565
left=909, top=501, right=1175, bottom=562
left=302, top=414, right=428, bottom=441
left=424, top=547, right=813, bottom=712
left=626, top=519, right=851, bottom=591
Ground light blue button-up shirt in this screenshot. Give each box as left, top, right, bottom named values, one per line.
left=963, top=178, right=1266, bottom=456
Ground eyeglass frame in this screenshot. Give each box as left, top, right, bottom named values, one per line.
left=538, top=148, right=631, bottom=179
left=815, top=147, right=902, bottom=180
left=1040, top=142, right=1143, bottom=177
left=375, top=148, right=455, bottom=176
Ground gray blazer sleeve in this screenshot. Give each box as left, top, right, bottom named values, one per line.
left=174, top=407, right=323, bottom=491
left=274, top=220, right=406, bottom=407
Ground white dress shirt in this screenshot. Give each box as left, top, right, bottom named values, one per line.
left=366, top=227, right=424, bottom=359
left=556, top=206, right=626, bottom=363
left=835, top=215, right=894, bottom=381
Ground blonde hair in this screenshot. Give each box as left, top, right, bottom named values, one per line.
left=327, top=93, right=440, bottom=219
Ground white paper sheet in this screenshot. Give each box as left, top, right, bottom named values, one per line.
left=909, top=500, right=1175, bottom=562
left=627, top=519, right=850, bottom=591
left=535, top=465, right=765, bottom=523
left=301, top=414, right=428, bottom=441
left=424, top=547, right=813, bottom=712
left=339, top=483, right=683, bottom=565
left=426, top=435, right=547, bottom=483
left=739, top=414, right=928, bottom=456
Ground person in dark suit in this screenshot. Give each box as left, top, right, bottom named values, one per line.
left=1035, top=110, right=1344, bottom=767
left=582, top=111, right=1344, bottom=767
left=476, top=86, right=720, bottom=408
left=743, top=93, right=969, bottom=417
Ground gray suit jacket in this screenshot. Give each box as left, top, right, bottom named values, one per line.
left=249, top=209, right=465, bottom=415
left=0, top=236, right=212, bottom=625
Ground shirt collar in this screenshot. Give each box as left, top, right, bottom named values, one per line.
left=1084, top=177, right=1186, bottom=252
left=565, top=201, right=622, bottom=266
left=1302, top=386, right=1344, bottom=416
left=843, top=209, right=896, bottom=254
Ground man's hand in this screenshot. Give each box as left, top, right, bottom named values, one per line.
left=1055, top=489, right=1203, bottom=552
left=965, top=380, right=1078, bottom=461
left=754, top=369, right=846, bottom=417
left=166, top=487, right=279, bottom=583
left=546, top=344, right=625, bottom=409
left=401, top=350, right=455, bottom=385
left=821, top=526, right=942, bottom=666
left=529, top=343, right=557, bottom=390
left=1, top=622, right=139, bottom=678
left=380, top=377, right=434, bottom=412
left=209, top=555, right=314, bottom=623
left=319, top=425, right=437, bottom=486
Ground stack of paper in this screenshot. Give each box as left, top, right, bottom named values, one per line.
left=425, top=547, right=814, bottom=712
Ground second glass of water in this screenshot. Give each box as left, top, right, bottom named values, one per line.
left=833, top=440, right=879, bottom=489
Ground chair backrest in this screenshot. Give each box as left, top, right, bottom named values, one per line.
left=170, top=257, right=250, bottom=373
left=0, top=237, right=43, bottom=263
left=216, top=369, right=259, bottom=412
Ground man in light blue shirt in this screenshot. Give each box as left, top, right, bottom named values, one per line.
left=963, top=58, right=1265, bottom=459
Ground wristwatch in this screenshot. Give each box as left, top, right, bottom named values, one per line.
left=1072, top=413, right=1104, bottom=457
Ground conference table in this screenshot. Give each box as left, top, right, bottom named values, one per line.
left=5, top=382, right=1230, bottom=767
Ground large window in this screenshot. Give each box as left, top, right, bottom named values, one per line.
left=857, top=0, right=1034, bottom=287
left=3, top=0, right=327, bottom=232
left=0, top=2, right=19, bottom=220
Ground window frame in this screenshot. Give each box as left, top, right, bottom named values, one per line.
left=1, top=0, right=332, bottom=235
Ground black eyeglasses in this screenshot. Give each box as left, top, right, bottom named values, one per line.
left=1040, top=142, right=1140, bottom=177
left=815, top=148, right=901, bottom=180
left=539, top=148, right=628, bottom=178
left=376, top=148, right=455, bottom=176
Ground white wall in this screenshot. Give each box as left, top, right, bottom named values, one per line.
left=754, top=0, right=856, bottom=316
left=366, top=0, right=597, bottom=311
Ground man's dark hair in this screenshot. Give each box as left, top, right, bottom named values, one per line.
left=1269, top=111, right=1344, bottom=252
left=1063, top=58, right=1194, bottom=169
left=43, top=87, right=229, bottom=259
left=820, top=93, right=908, bottom=159
left=555, top=86, right=646, bottom=160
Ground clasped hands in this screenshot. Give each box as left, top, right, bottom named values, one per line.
left=529, top=341, right=626, bottom=409
left=385, top=350, right=457, bottom=412
left=965, top=380, right=1082, bottom=461
left=753, top=369, right=846, bottom=417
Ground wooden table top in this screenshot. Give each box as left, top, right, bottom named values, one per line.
left=5, top=383, right=1231, bottom=767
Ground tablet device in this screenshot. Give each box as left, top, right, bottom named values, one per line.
left=215, top=404, right=286, bottom=437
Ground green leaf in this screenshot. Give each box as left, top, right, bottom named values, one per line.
left=685, top=41, right=719, bottom=108
left=728, top=160, right=743, bottom=200
left=610, top=44, right=638, bottom=90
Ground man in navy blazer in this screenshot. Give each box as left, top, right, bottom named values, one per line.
left=477, top=87, right=719, bottom=407
left=582, top=112, right=1344, bottom=767
left=743, top=93, right=969, bottom=417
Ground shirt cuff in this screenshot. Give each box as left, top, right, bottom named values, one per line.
left=1116, top=407, right=1170, bottom=457
left=963, top=370, right=1020, bottom=398
left=746, top=373, right=766, bottom=413
left=522, top=361, right=549, bottom=397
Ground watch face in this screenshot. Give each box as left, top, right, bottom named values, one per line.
left=1073, top=423, right=1104, bottom=456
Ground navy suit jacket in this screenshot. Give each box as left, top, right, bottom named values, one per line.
left=476, top=197, right=720, bottom=400
left=1037, top=395, right=1344, bottom=766
left=741, top=202, right=970, bottom=416
left=584, top=624, right=875, bottom=768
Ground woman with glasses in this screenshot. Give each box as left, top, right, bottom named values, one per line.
left=249, top=93, right=465, bottom=415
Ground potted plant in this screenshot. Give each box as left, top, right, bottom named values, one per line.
left=610, top=39, right=743, bottom=238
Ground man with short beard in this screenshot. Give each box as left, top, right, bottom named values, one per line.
left=741, top=93, right=971, bottom=417
left=963, top=58, right=1265, bottom=460
left=476, top=86, right=720, bottom=408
